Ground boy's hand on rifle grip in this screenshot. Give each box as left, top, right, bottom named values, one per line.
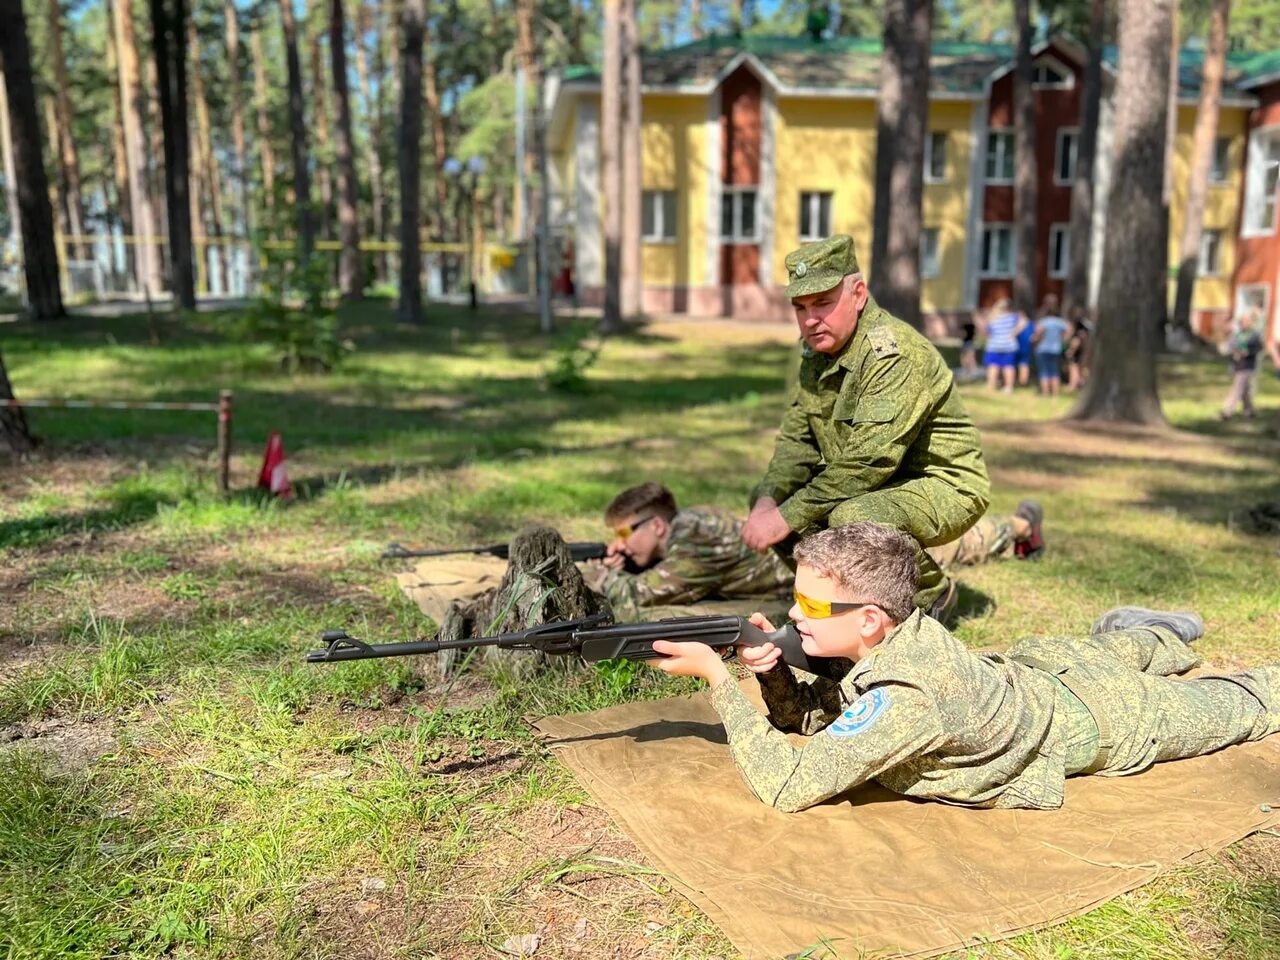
left=601, top=541, right=627, bottom=570
left=737, top=612, right=783, bottom=674
left=650, top=640, right=732, bottom=687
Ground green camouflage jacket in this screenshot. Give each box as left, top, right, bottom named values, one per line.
left=598, top=507, right=793, bottom=622
left=753, top=299, right=990, bottom=532
left=708, top=610, right=1079, bottom=812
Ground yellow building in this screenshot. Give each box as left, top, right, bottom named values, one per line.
left=547, top=35, right=1280, bottom=337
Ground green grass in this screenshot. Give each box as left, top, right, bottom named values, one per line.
left=1, top=301, right=1278, bottom=959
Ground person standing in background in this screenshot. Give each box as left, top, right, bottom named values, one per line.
left=1032, top=295, right=1071, bottom=397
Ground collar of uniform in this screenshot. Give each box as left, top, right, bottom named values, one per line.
left=840, top=607, right=924, bottom=693
left=813, top=295, right=884, bottom=382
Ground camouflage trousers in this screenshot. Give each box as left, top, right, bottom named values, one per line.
left=925, top=513, right=1017, bottom=570
left=1008, top=628, right=1280, bottom=777
left=815, top=476, right=987, bottom=612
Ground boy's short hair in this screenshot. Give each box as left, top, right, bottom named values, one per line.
left=605, top=482, right=679, bottom=524
left=793, top=522, right=919, bottom=623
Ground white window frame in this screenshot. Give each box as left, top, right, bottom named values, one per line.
left=798, top=191, right=832, bottom=242
left=1209, top=136, right=1232, bottom=186
left=1242, top=124, right=1280, bottom=238
left=1198, top=229, right=1222, bottom=277
left=924, top=132, right=948, bottom=184
left=720, top=187, right=759, bottom=243
left=920, top=227, right=941, bottom=279
left=641, top=189, right=677, bottom=243
left=984, top=129, right=1015, bottom=185
left=1048, top=223, right=1070, bottom=279
left=1054, top=128, right=1079, bottom=185
left=979, top=223, right=1016, bottom=278
left=1031, top=55, right=1075, bottom=90
left=1235, top=283, right=1270, bottom=321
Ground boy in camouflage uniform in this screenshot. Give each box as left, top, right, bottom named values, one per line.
left=652, top=522, right=1279, bottom=812
left=590, top=482, right=793, bottom=623
left=742, top=235, right=990, bottom=618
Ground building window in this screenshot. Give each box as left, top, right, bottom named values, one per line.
left=1236, top=283, right=1269, bottom=319
left=985, top=130, right=1014, bottom=183
left=1032, top=59, right=1072, bottom=88
left=798, top=191, right=832, bottom=242
left=1049, top=224, right=1070, bottom=279
left=1198, top=229, right=1222, bottom=276
left=924, top=132, right=948, bottom=183
left=1055, top=129, right=1079, bottom=184
left=920, top=227, right=941, bottom=279
left=641, top=190, right=677, bottom=241
left=1209, top=137, right=1231, bottom=185
left=720, top=188, right=758, bottom=242
left=1243, top=129, right=1280, bottom=236
left=979, top=224, right=1015, bottom=277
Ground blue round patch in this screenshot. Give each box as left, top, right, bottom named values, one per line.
left=827, top=688, right=891, bottom=738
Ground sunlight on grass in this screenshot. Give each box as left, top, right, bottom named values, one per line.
left=2, top=302, right=1278, bottom=959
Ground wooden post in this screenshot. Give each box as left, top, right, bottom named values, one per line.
left=217, top=389, right=232, bottom=495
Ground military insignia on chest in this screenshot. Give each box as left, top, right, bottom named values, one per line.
left=827, top=687, right=891, bottom=738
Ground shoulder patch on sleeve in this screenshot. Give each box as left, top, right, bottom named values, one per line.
left=826, top=687, right=891, bottom=738
left=866, top=327, right=901, bottom=360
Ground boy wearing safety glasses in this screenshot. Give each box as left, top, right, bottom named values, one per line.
left=590, top=482, right=793, bottom=622
left=651, top=521, right=1279, bottom=812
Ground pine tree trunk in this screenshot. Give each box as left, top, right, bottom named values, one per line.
left=151, top=0, right=196, bottom=308
left=422, top=26, right=448, bottom=241
left=0, top=0, right=66, bottom=321
left=1012, top=0, right=1037, bottom=313
left=46, top=0, right=87, bottom=261
left=690, top=0, right=702, bottom=39
left=0, top=76, right=25, bottom=274
left=621, top=0, right=642, bottom=318
left=0, top=349, right=37, bottom=453
left=112, top=0, right=161, bottom=294
left=330, top=0, right=362, bottom=299
left=869, top=0, right=932, bottom=330
left=396, top=0, right=424, bottom=323
left=251, top=26, right=276, bottom=228
left=601, top=0, right=622, bottom=332
left=1069, top=0, right=1171, bottom=425
left=105, top=1, right=137, bottom=282
left=190, top=21, right=229, bottom=293
left=280, top=0, right=315, bottom=259
left=1065, top=0, right=1104, bottom=314
left=224, top=0, right=250, bottom=256
left=43, top=95, right=73, bottom=242
left=354, top=0, right=386, bottom=279
left=1171, top=0, right=1229, bottom=338
left=145, top=56, right=169, bottom=278
left=309, top=0, right=334, bottom=242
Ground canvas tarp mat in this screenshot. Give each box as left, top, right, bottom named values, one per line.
left=394, top=556, right=791, bottom=626
left=534, top=679, right=1280, bottom=960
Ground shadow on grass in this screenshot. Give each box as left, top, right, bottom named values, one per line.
left=0, top=487, right=179, bottom=550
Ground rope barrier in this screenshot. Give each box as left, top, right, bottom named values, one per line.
left=2, top=398, right=220, bottom=411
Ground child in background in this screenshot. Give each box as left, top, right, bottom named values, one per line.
left=1032, top=294, right=1071, bottom=397
left=1220, top=310, right=1264, bottom=420
left=1015, top=308, right=1037, bottom=388
left=1065, top=307, right=1092, bottom=391
left=982, top=298, right=1028, bottom=394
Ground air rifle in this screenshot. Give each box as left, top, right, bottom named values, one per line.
left=306, top=612, right=824, bottom=673
left=381, top=541, right=610, bottom=562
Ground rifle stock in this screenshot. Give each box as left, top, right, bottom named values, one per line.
left=306, top=613, right=822, bottom=673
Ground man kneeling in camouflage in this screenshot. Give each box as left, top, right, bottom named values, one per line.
left=649, top=521, right=1279, bottom=812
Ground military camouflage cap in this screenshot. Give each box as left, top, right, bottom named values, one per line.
left=785, top=234, right=860, bottom=298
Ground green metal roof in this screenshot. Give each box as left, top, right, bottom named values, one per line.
left=561, top=33, right=1280, bottom=98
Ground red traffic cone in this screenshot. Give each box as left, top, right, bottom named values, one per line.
left=257, top=431, right=293, bottom=499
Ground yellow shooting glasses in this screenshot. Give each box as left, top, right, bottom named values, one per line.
left=613, top=514, right=657, bottom=541
left=792, top=588, right=873, bottom=620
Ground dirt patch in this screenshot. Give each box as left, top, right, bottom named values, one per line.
left=0, top=635, right=66, bottom=670
left=0, top=716, right=118, bottom=773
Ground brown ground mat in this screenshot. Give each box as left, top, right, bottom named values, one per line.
left=395, top=556, right=791, bottom=626
left=535, top=680, right=1280, bottom=960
